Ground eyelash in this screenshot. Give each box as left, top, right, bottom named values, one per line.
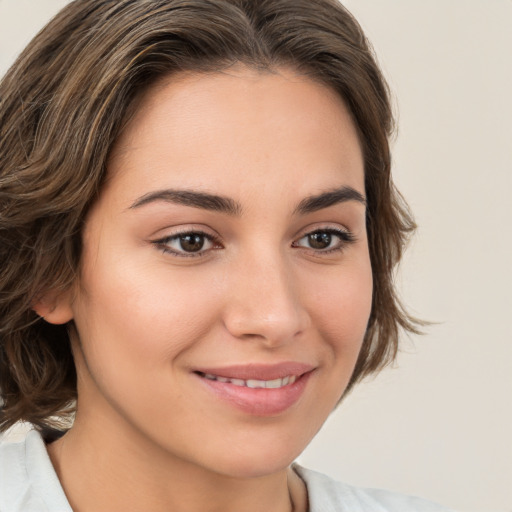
left=152, top=229, right=221, bottom=259
left=293, top=227, right=356, bottom=254
left=152, top=227, right=356, bottom=259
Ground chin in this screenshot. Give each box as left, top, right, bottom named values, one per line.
left=189, top=429, right=315, bottom=480
left=209, top=452, right=297, bottom=480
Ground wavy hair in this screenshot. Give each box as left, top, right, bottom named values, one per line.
left=0, top=0, right=420, bottom=432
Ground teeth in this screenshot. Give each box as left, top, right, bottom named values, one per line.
left=246, top=379, right=263, bottom=388
left=201, top=373, right=298, bottom=389
left=265, top=378, right=283, bottom=389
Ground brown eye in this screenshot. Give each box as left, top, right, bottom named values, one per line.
left=154, top=231, right=217, bottom=257
left=308, top=232, right=332, bottom=250
left=294, top=228, right=355, bottom=253
left=179, top=233, right=206, bottom=252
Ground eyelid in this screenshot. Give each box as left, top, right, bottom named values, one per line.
left=292, top=225, right=357, bottom=254
left=150, top=223, right=357, bottom=259
left=295, top=223, right=353, bottom=238
left=151, top=228, right=222, bottom=258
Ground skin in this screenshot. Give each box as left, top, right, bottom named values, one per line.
left=40, top=66, right=372, bottom=512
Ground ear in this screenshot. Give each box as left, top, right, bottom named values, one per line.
left=32, top=289, right=74, bottom=325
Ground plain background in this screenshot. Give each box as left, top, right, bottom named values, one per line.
left=0, top=1, right=511, bottom=511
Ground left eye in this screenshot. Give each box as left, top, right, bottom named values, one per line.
left=155, top=232, right=216, bottom=256
left=294, top=228, right=354, bottom=252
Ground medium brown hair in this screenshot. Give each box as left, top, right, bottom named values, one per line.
left=0, top=0, right=419, bottom=432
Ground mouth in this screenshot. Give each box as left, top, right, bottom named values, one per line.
left=196, top=372, right=298, bottom=389
left=192, top=363, right=314, bottom=416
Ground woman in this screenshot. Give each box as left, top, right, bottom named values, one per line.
left=0, top=1, right=451, bottom=510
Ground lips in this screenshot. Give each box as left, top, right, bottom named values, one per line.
left=199, top=372, right=297, bottom=389
left=193, top=362, right=314, bottom=381
left=193, top=362, right=314, bottom=416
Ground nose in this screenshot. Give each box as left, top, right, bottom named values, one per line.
left=221, top=251, right=311, bottom=347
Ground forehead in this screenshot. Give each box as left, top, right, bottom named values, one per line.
left=106, top=65, right=364, bottom=205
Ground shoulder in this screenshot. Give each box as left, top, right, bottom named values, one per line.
left=0, top=432, right=30, bottom=511
left=293, top=465, right=456, bottom=512
left=0, top=428, right=72, bottom=512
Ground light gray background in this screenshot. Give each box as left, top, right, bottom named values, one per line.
left=1, top=1, right=511, bottom=511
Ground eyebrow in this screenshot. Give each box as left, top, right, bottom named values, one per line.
left=293, top=186, right=366, bottom=215
left=129, top=189, right=242, bottom=215
left=129, top=185, right=366, bottom=215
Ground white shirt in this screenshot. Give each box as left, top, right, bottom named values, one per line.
left=0, top=429, right=454, bottom=511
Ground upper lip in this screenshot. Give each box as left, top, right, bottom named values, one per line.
left=193, top=362, right=315, bottom=381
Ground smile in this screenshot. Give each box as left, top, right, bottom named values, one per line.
left=193, top=363, right=314, bottom=416
left=199, top=372, right=298, bottom=389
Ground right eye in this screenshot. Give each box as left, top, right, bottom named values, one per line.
left=153, top=231, right=219, bottom=258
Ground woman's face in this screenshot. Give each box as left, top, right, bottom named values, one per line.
left=66, top=66, right=372, bottom=477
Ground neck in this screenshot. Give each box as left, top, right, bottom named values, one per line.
left=46, top=413, right=307, bottom=512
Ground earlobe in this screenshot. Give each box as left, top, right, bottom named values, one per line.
left=32, top=290, right=74, bottom=325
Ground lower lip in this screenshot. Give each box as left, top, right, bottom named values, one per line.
left=195, top=372, right=313, bottom=416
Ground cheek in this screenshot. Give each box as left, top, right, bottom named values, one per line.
left=305, top=256, right=373, bottom=358
left=72, top=253, right=225, bottom=376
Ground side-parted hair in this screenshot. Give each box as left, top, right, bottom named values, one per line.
left=0, top=0, right=420, bottom=432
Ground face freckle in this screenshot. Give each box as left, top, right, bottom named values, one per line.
left=67, top=65, right=372, bottom=479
